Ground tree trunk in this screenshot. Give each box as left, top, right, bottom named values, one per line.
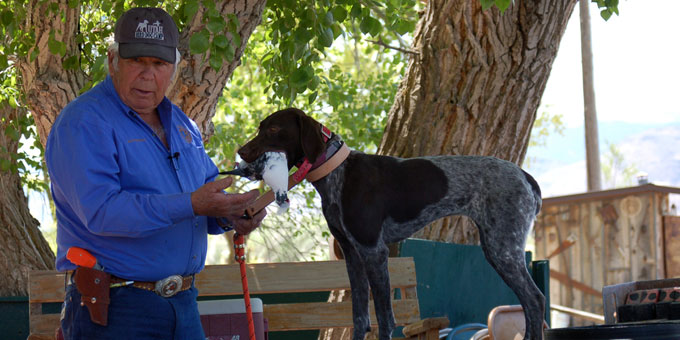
left=7, top=0, right=266, bottom=295
left=378, top=0, right=577, bottom=244
left=0, top=105, right=55, bottom=296
left=168, top=0, right=266, bottom=140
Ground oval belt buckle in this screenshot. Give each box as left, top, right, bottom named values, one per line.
left=155, top=275, right=183, bottom=298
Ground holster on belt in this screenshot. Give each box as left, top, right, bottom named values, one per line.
left=73, top=266, right=111, bottom=326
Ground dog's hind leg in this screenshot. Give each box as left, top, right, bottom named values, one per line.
left=360, top=244, right=395, bottom=340
left=478, top=229, right=545, bottom=340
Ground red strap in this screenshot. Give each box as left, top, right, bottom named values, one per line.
left=292, top=160, right=313, bottom=182
left=233, top=233, right=256, bottom=340
left=292, top=125, right=332, bottom=182
left=321, top=125, right=332, bottom=141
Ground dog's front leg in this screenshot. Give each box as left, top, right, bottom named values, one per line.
left=339, top=243, right=372, bottom=340
left=361, top=244, right=395, bottom=340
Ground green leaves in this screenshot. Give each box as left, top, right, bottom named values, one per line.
left=190, top=29, right=211, bottom=54
left=291, top=65, right=314, bottom=88
left=593, top=0, right=619, bottom=21
left=258, top=0, right=420, bottom=105
left=360, top=17, right=382, bottom=37
left=1, top=10, right=13, bottom=27
left=48, top=30, right=67, bottom=57
left=480, top=0, right=513, bottom=13
left=188, top=3, right=242, bottom=71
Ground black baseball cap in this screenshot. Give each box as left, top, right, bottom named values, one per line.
left=114, top=8, right=179, bottom=63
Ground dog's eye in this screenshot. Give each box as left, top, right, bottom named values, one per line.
left=266, top=126, right=280, bottom=135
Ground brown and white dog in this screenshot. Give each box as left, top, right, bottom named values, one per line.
left=238, top=108, right=545, bottom=340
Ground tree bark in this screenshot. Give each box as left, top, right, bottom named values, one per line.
left=378, top=0, right=577, bottom=244
left=0, top=105, right=55, bottom=296
left=6, top=0, right=266, bottom=296
left=168, top=0, right=266, bottom=140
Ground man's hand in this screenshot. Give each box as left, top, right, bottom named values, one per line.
left=228, top=209, right=267, bottom=236
left=191, top=177, right=258, bottom=217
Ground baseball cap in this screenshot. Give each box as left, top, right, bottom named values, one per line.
left=114, top=7, right=179, bottom=63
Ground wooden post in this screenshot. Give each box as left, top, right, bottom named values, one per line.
left=580, top=0, right=602, bottom=192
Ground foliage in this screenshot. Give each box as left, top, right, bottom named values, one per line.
left=252, top=0, right=419, bottom=106
left=523, top=108, right=565, bottom=168
left=0, top=1, right=48, bottom=192
left=204, top=1, right=415, bottom=262
left=602, top=141, right=638, bottom=189
left=593, top=0, right=619, bottom=21
left=0, top=0, right=623, bottom=262
left=529, top=108, right=565, bottom=149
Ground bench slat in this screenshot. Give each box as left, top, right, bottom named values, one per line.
left=29, top=271, right=68, bottom=303
left=28, top=258, right=421, bottom=337
left=29, top=299, right=421, bottom=337
left=265, top=299, right=420, bottom=331
left=29, top=313, right=61, bottom=338
left=196, top=258, right=416, bottom=296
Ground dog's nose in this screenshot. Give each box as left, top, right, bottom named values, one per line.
left=237, top=145, right=256, bottom=163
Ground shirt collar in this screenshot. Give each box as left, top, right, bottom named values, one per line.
left=103, top=75, right=173, bottom=119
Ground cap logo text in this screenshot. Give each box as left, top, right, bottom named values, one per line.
left=135, top=20, right=164, bottom=41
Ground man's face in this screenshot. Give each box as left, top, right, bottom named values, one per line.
left=108, top=52, right=174, bottom=115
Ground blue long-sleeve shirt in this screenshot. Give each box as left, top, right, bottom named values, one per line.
left=46, top=76, right=225, bottom=281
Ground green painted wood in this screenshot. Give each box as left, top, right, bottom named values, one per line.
left=0, top=296, right=30, bottom=340
left=398, top=238, right=549, bottom=328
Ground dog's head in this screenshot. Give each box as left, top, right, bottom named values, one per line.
left=238, top=108, right=326, bottom=170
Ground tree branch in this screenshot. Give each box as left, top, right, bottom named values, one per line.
left=367, top=37, right=419, bottom=56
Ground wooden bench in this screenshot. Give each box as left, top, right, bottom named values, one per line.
left=28, top=257, right=448, bottom=340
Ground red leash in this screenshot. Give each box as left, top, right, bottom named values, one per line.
left=233, top=233, right=256, bottom=340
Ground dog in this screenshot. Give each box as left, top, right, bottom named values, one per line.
left=237, top=108, right=545, bottom=340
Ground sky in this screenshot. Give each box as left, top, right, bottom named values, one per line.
left=527, top=0, right=680, bottom=197
left=540, top=0, right=680, bottom=129
left=28, top=0, right=680, bottom=227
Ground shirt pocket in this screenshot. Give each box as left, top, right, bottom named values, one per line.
left=175, top=139, right=214, bottom=191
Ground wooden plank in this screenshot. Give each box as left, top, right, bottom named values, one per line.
left=30, top=313, right=61, bottom=338
left=28, top=335, right=55, bottom=340
left=29, top=258, right=419, bottom=336
left=28, top=258, right=416, bottom=300
left=29, top=271, right=68, bottom=303
left=549, top=269, right=600, bottom=297
left=264, top=299, right=420, bottom=331
left=664, top=215, right=680, bottom=278
left=550, top=304, right=604, bottom=324
left=30, top=296, right=420, bottom=337
left=196, top=258, right=417, bottom=296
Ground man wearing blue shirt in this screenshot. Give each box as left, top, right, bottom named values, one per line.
left=45, top=7, right=266, bottom=339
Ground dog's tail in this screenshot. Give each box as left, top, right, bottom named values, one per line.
left=522, top=170, right=542, bottom=215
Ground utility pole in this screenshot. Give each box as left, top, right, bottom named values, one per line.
left=580, top=0, right=602, bottom=191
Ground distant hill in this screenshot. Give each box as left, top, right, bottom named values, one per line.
left=525, top=123, right=680, bottom=198
left=617, top=125, right=680, bottom=186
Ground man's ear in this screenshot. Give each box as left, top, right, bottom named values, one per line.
left=297, top=112, right=325, bottom=163
left=107, top=51, right=116, bottom=77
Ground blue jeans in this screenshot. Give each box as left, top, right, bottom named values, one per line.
left=60, top=281, right=205, bottom=340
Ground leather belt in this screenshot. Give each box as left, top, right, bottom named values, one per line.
left=110, top=274, right=194, bottom=298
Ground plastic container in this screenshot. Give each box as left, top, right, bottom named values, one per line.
left=198, top=298, right=267, bottom=340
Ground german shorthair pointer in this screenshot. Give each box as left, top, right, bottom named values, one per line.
left=237, top=108, right=545, bottom=340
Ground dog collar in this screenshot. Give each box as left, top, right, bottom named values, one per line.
left=245, top=126, right=350, bottom=218
left=305, top=143, right=350, bottom=182
left=292, top=125, right=334, bottom=182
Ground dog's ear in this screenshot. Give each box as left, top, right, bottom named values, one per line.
left=297, top=113, right=325, bottom=163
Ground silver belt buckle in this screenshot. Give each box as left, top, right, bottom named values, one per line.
left=154, top=275, right=183, bottom=297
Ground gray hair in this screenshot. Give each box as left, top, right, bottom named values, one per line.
left=107, top=42, right=181, bottom=78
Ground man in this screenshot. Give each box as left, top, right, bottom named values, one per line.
left=45, top=7, right=266, bottom=339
